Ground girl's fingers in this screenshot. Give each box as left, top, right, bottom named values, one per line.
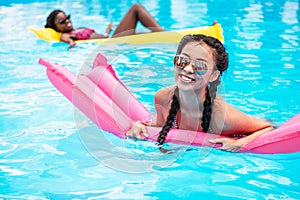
left=209, top=138, right=232, bottom=145
left=141, top=125, right=148, bottom=137
left=126, top=121, right=148, bottom=139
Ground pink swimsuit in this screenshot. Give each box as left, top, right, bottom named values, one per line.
left=70, top=28, right=95, bottom=40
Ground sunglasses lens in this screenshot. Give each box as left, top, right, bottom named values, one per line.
left=195, top=71, right=206, bottom=75
left=194, top=61, right=208, bottom=75
left=59, top=14, right=71, bottom=24
left=174, top=55, right=182, bottom=68
left=174, top=55, right=189, bottom=69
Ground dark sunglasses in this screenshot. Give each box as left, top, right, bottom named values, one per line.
left=174, top=55, right=208, bottom=75
left=58, top=14, right=71, bottom=25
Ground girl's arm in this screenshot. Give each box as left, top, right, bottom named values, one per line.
left=210, top=103, right=274, bottom=152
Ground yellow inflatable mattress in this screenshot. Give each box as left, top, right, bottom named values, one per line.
left=28, top=23, right=224, bottom=44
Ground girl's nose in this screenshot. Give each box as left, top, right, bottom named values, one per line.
left=183, top=63, right=194, bottom=74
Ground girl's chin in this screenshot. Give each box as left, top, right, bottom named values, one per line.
left=176, top=79, right=206, bottom=92
left=176, top=81, right=195, bottom=90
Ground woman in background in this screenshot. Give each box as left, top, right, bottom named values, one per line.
left=45, top=4, right=164, bottom=48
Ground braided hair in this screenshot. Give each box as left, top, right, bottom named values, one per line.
left=157, top=86, right=180, bottom=146
left=44, top=9, right=64, bottom=31
left=156, top=34, right=228, bottom=146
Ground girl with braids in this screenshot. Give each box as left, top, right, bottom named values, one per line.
left=126, top=34, right=274, bottom=152
left=45, top=4, right=164, bottom=48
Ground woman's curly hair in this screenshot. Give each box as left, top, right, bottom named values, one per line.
left=44, top=9, right=64, bottom=31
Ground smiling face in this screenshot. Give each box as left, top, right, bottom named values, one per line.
left=174, top=41, right=220, bottom=92
left=54, top=12, right=73, bottom=33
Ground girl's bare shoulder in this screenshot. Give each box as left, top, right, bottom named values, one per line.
left=155, top=86, right=175, bottom=106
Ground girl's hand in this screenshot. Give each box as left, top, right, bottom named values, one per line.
left=107, top=22, right=113, bottom=33
left=126, top=121, right=149, bottom=139
left=60, top=33, right=77, bottom=49
left=102, top=22, right=113, bottom=37
left=209, top=138, right=248, bottom=152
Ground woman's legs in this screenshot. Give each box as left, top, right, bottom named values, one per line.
left=112, top=4, right=164, bottom=37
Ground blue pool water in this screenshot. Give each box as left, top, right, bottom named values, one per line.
left=1, top=0, right=300, bottom=199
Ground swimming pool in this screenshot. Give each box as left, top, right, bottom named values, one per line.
left=1, top=0, right=300, bottom=199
